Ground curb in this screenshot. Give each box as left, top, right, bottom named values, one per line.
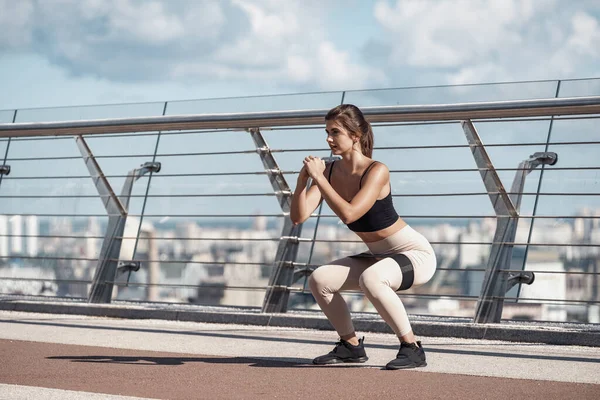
left=0, top=299, right=598, bottom=347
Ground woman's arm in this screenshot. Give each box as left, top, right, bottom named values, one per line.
left=311, top=162, right=389, bottom=224
left=290, top=164, right=331, bottom=225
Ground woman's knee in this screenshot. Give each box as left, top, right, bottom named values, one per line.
left=358, top=268, right=387, bottom=294
left=358, top=261, right=402, bottom=294
left=308, top=266, right=333, bottom=295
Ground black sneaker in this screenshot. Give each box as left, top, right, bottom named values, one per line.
left=313, top=337, right=369, bottom=365
left=385, top=341, right=427, bottom=370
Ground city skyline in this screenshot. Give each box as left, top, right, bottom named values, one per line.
left=1, top=209, right=598, bottom=322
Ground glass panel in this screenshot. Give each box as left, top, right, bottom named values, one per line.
left=0, top=215, right=108, bottom=299
left=148, top=174, right=274, bottom=196
left=0, top=139, right=7, bottom=162
left=4, top=87, right=596, bottom=315
left=528, top=216, right=598, bottom=245
left=559, top=78, right=600, bottom=98
left=158, top=130, right=254, bottom=155
left=535, top=194, right=600, bottom=218
left=511, top=244, right=577, bottom=322
left=144, top=147, right=283, bottom=217
left=147, top=152, right=263, bottom=176
left=344, top=81, right=559, bottom=107
left=1, top=176, right=121, bottom=197
left=319, top=194, right=498, bottom=218
left=549, top=117, right=600, bottom=143
left=142, top=192, right=282, bottom=217
left=535, top=141, right=600, bottom=217
left=294, top=220, right=320, bottom=266
left=262, top=124, right=329, bottom=152
left=167, top=92, right=344, bottom=115
left=113, top=215, right=285, bottom=305
left=4, top=133, right=157, bottom=216
left=7, top=136, right=74, bottom=159
left=467, top=120, right=549, bottom=218
left=0, top=110, right=16, bottom=123
left=1, top=162, right=112, bottom=216
left=544, top=143, right=600, bottom=168
left=15, top=102, right=166, bottom=123
left=84, top=133, right=158, bottom=157
left=8, top=135, right=157, bottom=161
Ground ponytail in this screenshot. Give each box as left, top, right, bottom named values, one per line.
left=360, top=122, right=374, bottom=158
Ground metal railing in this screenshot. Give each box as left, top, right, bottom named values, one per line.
left=1, top=79, right=599, bottom=325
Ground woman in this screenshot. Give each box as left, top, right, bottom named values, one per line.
left=290, top=104, right=436, bottom=370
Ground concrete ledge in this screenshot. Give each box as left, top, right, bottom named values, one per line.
left=1, top=297, right=599, bottom=347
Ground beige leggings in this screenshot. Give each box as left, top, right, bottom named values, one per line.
left=308, top=226, right=436, bottom=338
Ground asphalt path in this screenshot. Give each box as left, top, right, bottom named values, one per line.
left=1, top=311, right=599, bottom=399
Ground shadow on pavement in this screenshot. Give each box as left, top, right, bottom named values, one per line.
left=7, top=318, right=600, bottom=364
left=46, top=355, right=374, bottom=369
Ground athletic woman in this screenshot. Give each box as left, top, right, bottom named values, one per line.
left=290, top=104, right=437, bottom=370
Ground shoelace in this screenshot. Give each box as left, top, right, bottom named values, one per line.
left=331, top=340, right=345, bottom=353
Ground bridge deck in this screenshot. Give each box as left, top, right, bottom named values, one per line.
left=0, top=311, right=598, bottom=399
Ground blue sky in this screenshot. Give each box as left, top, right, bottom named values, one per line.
left=1, top=0, right=599, bottom=110
left=1, top=1, right=599, bottom=224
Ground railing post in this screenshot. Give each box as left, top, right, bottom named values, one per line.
left=462, top=120, right=557, bottom=323
left=0, top=110, right=17, bottom=192
left=248, top=128, right=301, bottom=313
left=76, top=135, right=161, bottom=303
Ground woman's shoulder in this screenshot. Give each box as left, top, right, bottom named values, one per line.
left=369, top=160, right=390, bottom=174
left=362, top=160, right=390, bottom=184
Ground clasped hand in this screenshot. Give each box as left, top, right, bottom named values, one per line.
left=301, top=155, right=326, bottom=180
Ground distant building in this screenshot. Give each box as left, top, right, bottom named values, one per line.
left=9, top=215, right=22, bottom=254
left=520, top=260, right=567, bottom=321
left=85, top=217, right=100, bottom=258
left=26, top=215, right=38, bottom=257
left=0, top=215, right=7, bottom=259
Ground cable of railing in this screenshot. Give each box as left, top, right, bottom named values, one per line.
left=3, top=253, right=598, bottom=275
left=1, top=213, right=600, bottom=219
left=0, top=255, right=101, bottom=262
left=5, top=267, right=600, bottom=276
left=3, top=166, right=600, bottom=181
left=2, top=233, right=598, bottom=248
left=3, top=276, right=599, bottom=293
left=1, top=171, right=294, bottom=179
left=3, top=191, right=599, bottom=199
left=2, top=96, right=600, bottom=138
left=0, top=277, right=92, bottom=284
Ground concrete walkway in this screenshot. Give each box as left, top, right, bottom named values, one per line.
left=0, top=311, right=599, bottom=399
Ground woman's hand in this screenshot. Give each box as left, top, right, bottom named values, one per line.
left=303, top=155, right=326, bottom=179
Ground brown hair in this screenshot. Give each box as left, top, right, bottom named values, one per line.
left=325, top=104, right=374, bottom=158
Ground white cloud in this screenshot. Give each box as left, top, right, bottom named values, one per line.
left=0, top=0, right=34, bottom=48
left=568, top=11, right=600, bottom=57
left=106, top=1, right=186, bottom=43
left=314, top=42, right=387, bottom=90
left=374, top=0, right=536, bottom=68
left=0, top=0, right=382, bottom=92
left=373, top=0, right=600, bottom=84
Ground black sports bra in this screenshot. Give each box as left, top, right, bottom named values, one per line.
left=328, top=161, right=399, bottom=232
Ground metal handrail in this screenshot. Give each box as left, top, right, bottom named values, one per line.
left=2, top=96, right=600, bottom=138
left=2, top=92, right=599, bottom=323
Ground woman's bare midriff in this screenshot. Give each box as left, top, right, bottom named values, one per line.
left=355, top=217, right=408, bottom=243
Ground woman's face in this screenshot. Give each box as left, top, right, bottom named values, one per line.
left=325, top=119, right=356, bottom=155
